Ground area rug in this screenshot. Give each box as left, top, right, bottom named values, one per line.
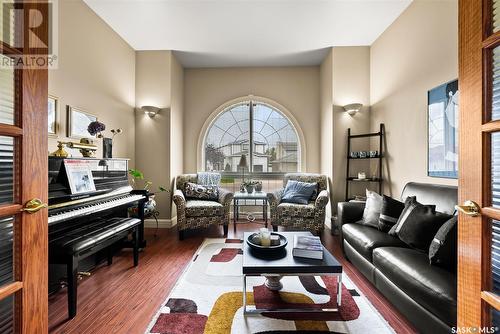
left=145, top=238, right=395, bottom=334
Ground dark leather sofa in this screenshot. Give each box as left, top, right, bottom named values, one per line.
left=338, top=182, right=457, bottom=333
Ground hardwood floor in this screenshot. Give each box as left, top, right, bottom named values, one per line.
left=48, top=223, right=417, bottom=334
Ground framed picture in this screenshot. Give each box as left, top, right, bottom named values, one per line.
left=428, top=79, right=459, bottom=179
left=67, top=105, right=97, bottom=139
left=48, top=95, right=58, bottom=136
left=63, top=159, right=96, bottom=194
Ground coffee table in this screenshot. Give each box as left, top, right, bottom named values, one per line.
left=242, top=231, right=342, bottom=315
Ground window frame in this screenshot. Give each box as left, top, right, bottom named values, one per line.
left=201, top=98, right=303, bottom=176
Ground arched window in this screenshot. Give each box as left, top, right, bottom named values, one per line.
left=204, top=101, right=300, bottom=174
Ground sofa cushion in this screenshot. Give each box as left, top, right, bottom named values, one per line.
left=185, top=200, right=224, bottom=217
left=362, top=189, right=383, bottom=228
left=389, top=200, right=451, bottom=252
left=429, top=215, right=457, bottom=272
left=277, top=202, right=315, bottom=218
left=342, top=223, right=408, bottom=262
left=373, top=247, right=457, bottom=325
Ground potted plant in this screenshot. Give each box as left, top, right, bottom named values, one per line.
left=242, top=179, right=259, bottom=193
left=128, top=168, right=167, bottom=217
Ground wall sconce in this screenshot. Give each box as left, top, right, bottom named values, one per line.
left=343, top=103, right=363, bottom=116
left=141, top=106, right=162, bottom=118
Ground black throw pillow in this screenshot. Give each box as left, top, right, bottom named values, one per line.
left=429, top=215, right=457, bottom=271
left=378, top=195, right=416, bottom=232
left=389, top=200, right=452, bottom=252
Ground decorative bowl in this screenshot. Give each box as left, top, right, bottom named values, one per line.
left=246, top=232, right=288, bottom=252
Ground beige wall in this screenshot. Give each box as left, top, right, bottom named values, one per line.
left=135, top=51, right=184, bottom=221
left=332, top=47, right=371, bottom=206
left=135, top=51, right=172, bottom=219
left=183, top=67, right=321, bottom=173
left=320, top=50, right=333, bottom=220
left=370, top=0, right=458, bottom=198
left=170, top=55, right=184, bottom=220
left=48, top=0, right=136, bottom=162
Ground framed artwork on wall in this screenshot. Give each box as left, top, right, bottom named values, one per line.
left=67, top=105, right=97, bottom=139
left=48, top=95, right=58, bottom=136
left=428, top=79, right=459, bottom=179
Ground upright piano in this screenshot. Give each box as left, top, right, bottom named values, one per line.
left=48, top=157, right=147, bottom=317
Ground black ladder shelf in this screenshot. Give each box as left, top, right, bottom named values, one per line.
left=345, top=123, right=385, bottom=201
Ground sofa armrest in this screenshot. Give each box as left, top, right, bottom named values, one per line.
left=337, top=201, right=365, bottom=227
left=315, top=190, right=329, bottom=208
left=218, top=188, right=234, bottom=205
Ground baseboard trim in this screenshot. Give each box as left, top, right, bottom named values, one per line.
left=144, top=216, right=177, bottom=229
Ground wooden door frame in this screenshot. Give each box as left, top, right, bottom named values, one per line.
left=458, top=0, right=500, bottom=327
left=0, top=1, right=49, bottom=333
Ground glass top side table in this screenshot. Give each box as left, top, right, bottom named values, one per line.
left=233, top=191, right=268, bottom=232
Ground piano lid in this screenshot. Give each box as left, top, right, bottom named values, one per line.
left=48, top=157, right=130, bottom=205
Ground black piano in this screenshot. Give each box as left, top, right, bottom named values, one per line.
left=48, top=157, right=147, bottom=318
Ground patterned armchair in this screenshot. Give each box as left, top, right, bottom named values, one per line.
left=173, top=174, right=234, bottom=240
left=267, top=173, right=329, bottom=234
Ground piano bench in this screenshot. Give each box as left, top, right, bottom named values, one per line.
left=51, top=217, right=142, bottom=319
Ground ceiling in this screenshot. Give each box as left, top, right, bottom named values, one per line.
left=83, top=0, right=412, bottom=68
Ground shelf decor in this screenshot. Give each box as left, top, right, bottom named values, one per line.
left=345, top=123, right=385, bottom=201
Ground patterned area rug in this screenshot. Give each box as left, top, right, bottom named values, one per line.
left=146, top=238, right=395, bottom=334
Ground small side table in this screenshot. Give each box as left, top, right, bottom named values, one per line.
left=233, top=191, right=268, bottom=232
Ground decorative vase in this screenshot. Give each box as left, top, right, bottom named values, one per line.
left=255, top=182, right=262, bottom=192
left=245, top=185, right=254, bottom=193
left=103, top=137, right=113, bottom=158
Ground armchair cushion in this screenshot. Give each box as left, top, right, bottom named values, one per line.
left=281, top=180, right=317, bottom=205
left=277, top=202, right=316, bottom=218
left=185, top=200, right=224, bottom=217
left=283, top=173, right=327, bottom=200
left=184, top=182, right=219, bottom=201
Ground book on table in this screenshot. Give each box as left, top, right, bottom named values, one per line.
left=292, top=235, right=324, bottom=260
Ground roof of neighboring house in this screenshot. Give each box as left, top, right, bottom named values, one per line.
left=276, top=141, right=298, bottom=151
left=218, top=139, right=267, bottom=148
left=271, top=152, right=298, bottom=163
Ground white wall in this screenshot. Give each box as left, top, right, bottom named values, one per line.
left=48, top=0, right=136, bottom=162
left=370, top=0, right=458, bottom=197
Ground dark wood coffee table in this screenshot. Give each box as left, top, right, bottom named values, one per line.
left=242, top=231, right=342, bottom=315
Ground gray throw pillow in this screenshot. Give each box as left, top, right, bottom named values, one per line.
left=184, top=182, right=219, bottom=201
left=362, top=189, right=383, bottom=228
left=281, top=180, right=317, bottom=205
left=429, top=215, right=457, bottom=271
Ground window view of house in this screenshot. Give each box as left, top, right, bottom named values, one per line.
left=204, top=102, right=299, bottom=174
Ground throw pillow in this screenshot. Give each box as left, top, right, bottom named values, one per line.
left=429, top=215, right=457, bottom=271
left=281, top=180, right=317, bottom=205
left=390, top=200, right=452, bottom=252
left=184, top=182, right=219, bottom=201
left=378, top=195, right=416, bottom=232
left=362, top=189, right=383, bottom=228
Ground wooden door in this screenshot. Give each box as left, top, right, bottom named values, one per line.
left=459, top=0, right=500, bottom=329
left=0, top=0, right=49, bottom=333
